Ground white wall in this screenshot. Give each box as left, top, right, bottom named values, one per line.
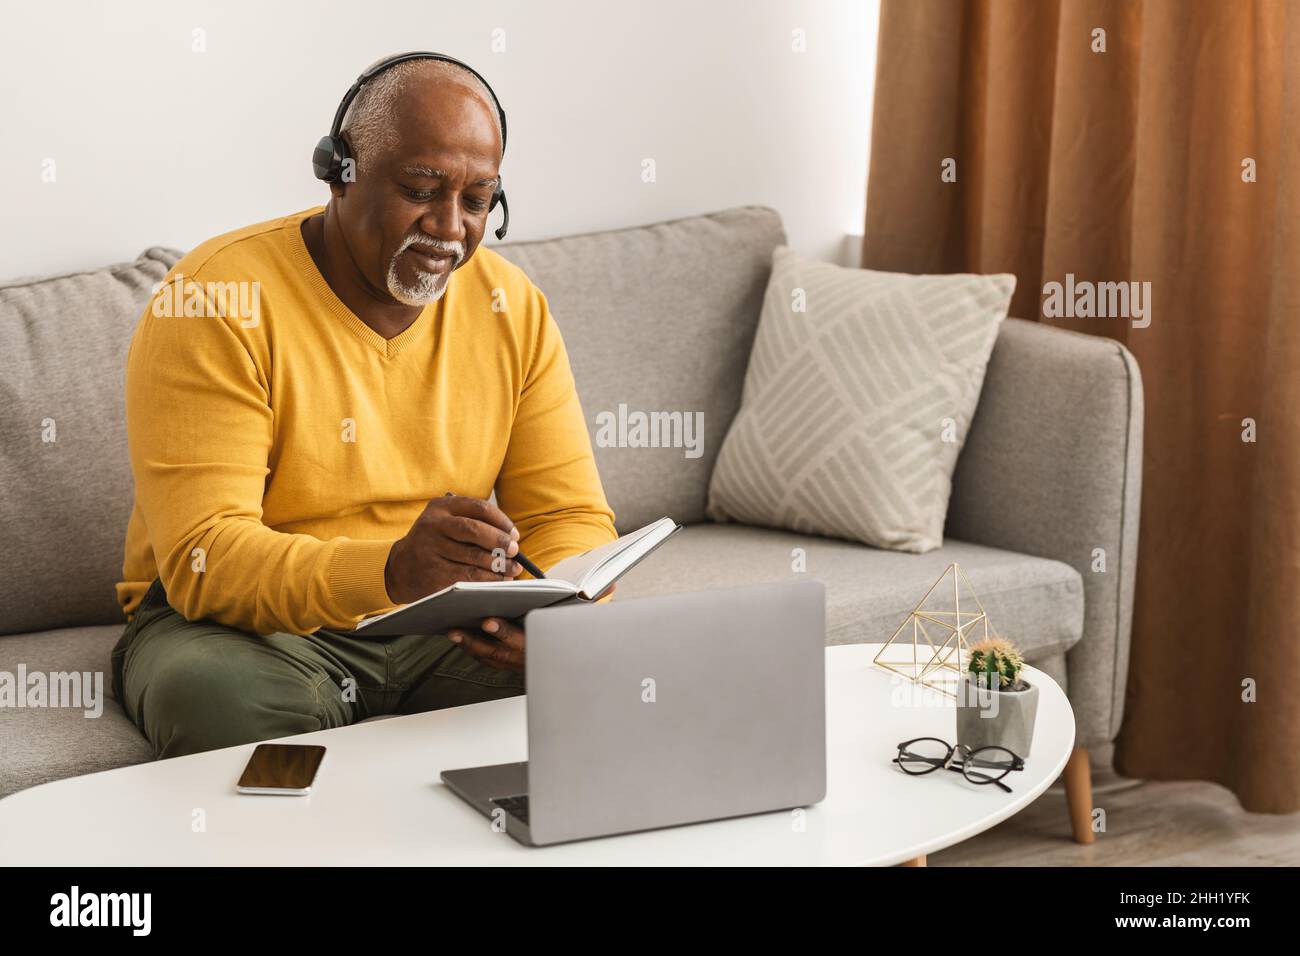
left=0, top=0, right=877, bottom=279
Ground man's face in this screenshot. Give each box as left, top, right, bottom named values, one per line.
left=334, top=79, right=502, bottom=306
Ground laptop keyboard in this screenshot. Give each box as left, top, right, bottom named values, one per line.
left=490, top=794, right=530, bottom=824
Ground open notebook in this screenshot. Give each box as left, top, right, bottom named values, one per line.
left=346, top=516, right=682, bottom=637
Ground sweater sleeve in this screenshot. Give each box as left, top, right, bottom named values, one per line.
left=124, top=281, right=397, bottom=635
left=494, top=284, right=618, bottom=575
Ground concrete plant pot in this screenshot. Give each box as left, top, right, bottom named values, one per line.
left=955, top=674, right=1039, bottom=760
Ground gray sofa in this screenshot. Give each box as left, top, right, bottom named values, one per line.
left=0, top=206, right=1142, bottom=840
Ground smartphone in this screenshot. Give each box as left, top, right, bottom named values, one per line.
left=236, top=743, right=326, bottom=795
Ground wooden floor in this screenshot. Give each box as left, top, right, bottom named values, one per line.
left=930, top=768, right=1300, bottom=866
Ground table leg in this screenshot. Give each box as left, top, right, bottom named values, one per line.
left=1063, top=746, right=1095, bottom=844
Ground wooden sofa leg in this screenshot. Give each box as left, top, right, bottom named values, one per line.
left=898, top=855, right=927, bottom=867
left=1063, top=746, right=1095, bottom=844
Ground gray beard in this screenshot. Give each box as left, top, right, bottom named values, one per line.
left=386, top=259, right=450, bottom=306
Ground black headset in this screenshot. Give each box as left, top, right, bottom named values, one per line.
left=312, top=52, right=510, bottom=240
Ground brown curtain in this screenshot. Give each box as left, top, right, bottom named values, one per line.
left=863, top=0, right=1300, bottom=813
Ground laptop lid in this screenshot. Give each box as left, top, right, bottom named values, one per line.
left=522, top=579, right=826, bottom=846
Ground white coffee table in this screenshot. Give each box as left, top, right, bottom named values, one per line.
left=0, top=644, right=1075, bottom=866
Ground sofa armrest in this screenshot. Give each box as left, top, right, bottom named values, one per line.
left=947, top=319, right=1143, bottom=748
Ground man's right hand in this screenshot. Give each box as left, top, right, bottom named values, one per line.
left=384, top=495, right=523, bottom=605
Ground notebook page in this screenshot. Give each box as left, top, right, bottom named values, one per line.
left=544, top=520, right=661, bottom=588
left=549, top=517, right=679, bottom=597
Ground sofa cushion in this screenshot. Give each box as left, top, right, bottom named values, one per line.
left=0, top=624, right=154, bottom=798
left=611, top=522, right=1084, bottom=660
left=0, top=248, right=183, bottom=634
left=496, top=206, right=786, bottom=532
left=707, top=248, right=1015, bottom=553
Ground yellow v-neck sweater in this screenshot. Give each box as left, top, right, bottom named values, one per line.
left=117, top=207, right=617, bottom=635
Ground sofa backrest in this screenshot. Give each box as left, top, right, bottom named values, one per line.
left=0, top=249, right=183, bottom=634
left=0, top=207, right=784, bottom=633
left=497, top=206, right=785, bottom=532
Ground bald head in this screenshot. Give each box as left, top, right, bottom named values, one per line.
left=341, top=56, right=503, bottom=175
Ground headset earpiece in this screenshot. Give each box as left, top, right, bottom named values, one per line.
left=312, top=134, right=347, bottom=183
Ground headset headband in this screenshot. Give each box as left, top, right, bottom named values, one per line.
left=329, top=52, right=507, bottom=158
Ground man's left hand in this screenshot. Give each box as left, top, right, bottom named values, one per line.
left=445, top=582, right=616, bottom=674
left=448, top=617, right=525, bottom=673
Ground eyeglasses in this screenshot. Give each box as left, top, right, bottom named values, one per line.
left=892, top=737, right=1025, bottom=793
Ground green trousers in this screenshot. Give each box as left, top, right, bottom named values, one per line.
left=110, top=577, right=525, bottom=759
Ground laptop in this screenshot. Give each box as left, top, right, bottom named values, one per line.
left=441, top=579, right=827, bottom=846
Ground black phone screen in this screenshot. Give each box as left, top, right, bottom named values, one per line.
left=237, top=743, right=326, bottom=791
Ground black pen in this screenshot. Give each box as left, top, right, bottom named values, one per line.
left=513, top=552, right=546, bottom=580
left=444, top=491, right=545, bottom=579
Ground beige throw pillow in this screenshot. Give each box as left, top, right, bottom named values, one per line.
left=706, top=246, right=1015, bottom=553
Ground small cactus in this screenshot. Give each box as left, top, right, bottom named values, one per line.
left=967, top=637, right=1027, bottom=691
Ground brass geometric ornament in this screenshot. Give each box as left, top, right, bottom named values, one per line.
left=872, top=563, right=995, bottom=698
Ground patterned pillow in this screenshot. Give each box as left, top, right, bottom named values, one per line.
left=706, top=246, right=1014, bottom=553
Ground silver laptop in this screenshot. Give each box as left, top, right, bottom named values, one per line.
left=441, top=579, right=826, bottom=846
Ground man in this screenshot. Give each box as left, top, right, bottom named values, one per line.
left=111, top=54, right=618, bottom=758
